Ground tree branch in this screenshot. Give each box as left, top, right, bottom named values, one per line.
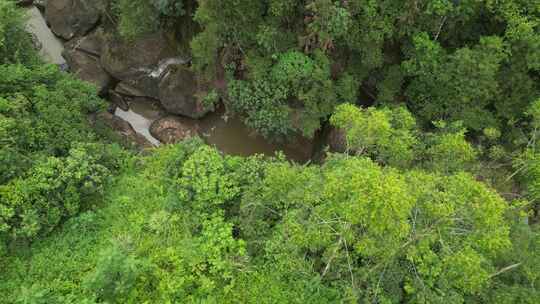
left=489, top=262, right=522, bottom=278
left=321, top=237, right=343, bottom=278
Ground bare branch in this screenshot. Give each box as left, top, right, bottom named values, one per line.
left=321, top=237, right=344, bottom=278
left=489, top=262, right=522, bottom=278
left=434, top=16, right=447, bottom=41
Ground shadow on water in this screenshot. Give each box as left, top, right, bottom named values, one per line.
left=199, top=109, right=309, bottom=163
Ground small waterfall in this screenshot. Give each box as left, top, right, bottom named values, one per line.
left=137, top=57, right=191, bottom=79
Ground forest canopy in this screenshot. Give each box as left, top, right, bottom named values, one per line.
left=1, top=0, right=540, bottom=303
left=106, top=0, right=540, bottom=142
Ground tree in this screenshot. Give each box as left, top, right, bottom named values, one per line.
left=0, top=0, right=37, bottom=65
left=238, top=154, right=513, bottom=302
left=114, top=0, right=186, bottom=39
left=84, top=244, right=152, bottom=303
left=403, top=33, right=508, bottom=131
left=0, top=144, right=110, bottom=240
left=330, top=103, right=417, bottom=168
left=423, top=122, right=478, bottom=174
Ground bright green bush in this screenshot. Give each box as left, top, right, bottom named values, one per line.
left=0, top=64, right=103, bottom=155
left=425, top=126, right=478, bottom=174
left=330, top=103, right=418, bottom=167
left=237, top=154, right=514, bottom=302
left=84, top=244, right=153, bottom=303
left=0, top=144, right=110, bottom=240
left=0, top=141, right=536, bottom=303
left=0, top=62, right=115, bottom=245
left=228, top=50, right=357, bottom=138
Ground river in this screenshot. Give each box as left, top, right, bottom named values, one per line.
left=24, top=6, right=66, bottom=65
left=25, top=5, right=311, bottom=163
left=116, top=98, right=310, bottom=162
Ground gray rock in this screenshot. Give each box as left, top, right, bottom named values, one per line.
left=158, top=65, right=210, bottom=119
left=45, top=0, right=104, bottom=40
left=66, top=26, right=105, bottom=57
left=118, top=76, right=160, bottom=100
left=150, top=116, right=200, bottom=144
left=108, top=90, right=129, bottom=111
left=29, top=32, right=43, bottom=52
left=100, top=32, right=176, bottom=99
left=115, top=81, right=157, bottom=99
left=63, top=49, right=112, bottom=95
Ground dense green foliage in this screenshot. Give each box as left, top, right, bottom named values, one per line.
left=0, top=1, right=119, bottom=245
left=177, top=0, right=540, bottom=141
left=0, top=1, right=37, bottom=65
left=330, top=104, right=478, bottom=173
left=330, top=103, right=418, bottom=168
left=111, top=0, right=540, bottom=141
left=114, top=0, right=185, bottom=39
left=0, top=63, right=123, bottom=242
left=1, top=1, right=540, bottom=303
left=1, top=141, right=538, bottom=303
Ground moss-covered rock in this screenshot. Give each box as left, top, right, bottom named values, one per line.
left=45, top=0, right=104, bottom=40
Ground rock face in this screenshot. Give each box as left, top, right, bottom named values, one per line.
left=45, top=0, right=104, bottom=40
left=158, top=66, right=210, bottom=119
left=63, top=49, right=112, bottom=95
left=108, top=90, right=129, bottom=111
left=34, top=0, right=47, bottom=10
left=113, top=82, right=151, bottom=98
left=67, top=27, right=105, bottom=57
left=327, top=126, right=347, bottom=153
left=150, top=116, right=200, bottom=144
left=100, top=32, right=176, bottom=100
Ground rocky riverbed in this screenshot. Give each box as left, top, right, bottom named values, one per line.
left=22, top=0, right=316, bottom=162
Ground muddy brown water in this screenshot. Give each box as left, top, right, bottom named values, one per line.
left=117, top=98, right=310, bottom=162
left=26, top=6, right=310, bottom=163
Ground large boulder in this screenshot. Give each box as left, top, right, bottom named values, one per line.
left=108, top=90, right=129, bottom=111
left=66, top=27, right=105, bottom=57
left=114, top=82, right=151, bottom=98
left=100, top=32, right=176, bottom=99
left=63, top=49, right=112, bottom=95
left=150, top=116, right=200, bottom=144
left=158, top=65, right=211, bottom=118
left=45, top=0, right=104, bottom=40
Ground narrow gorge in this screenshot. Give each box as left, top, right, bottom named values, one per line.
left=22, top=0, right=314, bottom=162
